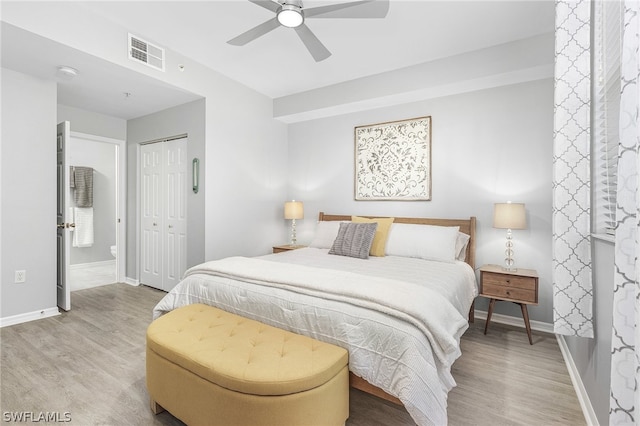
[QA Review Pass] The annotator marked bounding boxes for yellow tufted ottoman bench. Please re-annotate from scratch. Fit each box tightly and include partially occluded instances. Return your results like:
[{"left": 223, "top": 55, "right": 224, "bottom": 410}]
[{"left": 146, "top": 303, "right": 349, "bottom": 426}]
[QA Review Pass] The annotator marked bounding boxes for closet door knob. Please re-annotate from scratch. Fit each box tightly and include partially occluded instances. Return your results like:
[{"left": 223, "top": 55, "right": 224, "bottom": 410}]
[{"left": 168, "top": 225, "right": 173, "bottom": 229}]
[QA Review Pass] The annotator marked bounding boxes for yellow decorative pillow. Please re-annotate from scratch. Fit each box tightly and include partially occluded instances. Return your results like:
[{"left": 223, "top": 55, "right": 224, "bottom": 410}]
[{"left": 351, "top": 216, "right": 395, "bottom": 257}]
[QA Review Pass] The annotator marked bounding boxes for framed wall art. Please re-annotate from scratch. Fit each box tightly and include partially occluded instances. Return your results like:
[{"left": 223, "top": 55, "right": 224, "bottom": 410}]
[{"left": 354, "top": 115, "right": 432, "bottom": 201}]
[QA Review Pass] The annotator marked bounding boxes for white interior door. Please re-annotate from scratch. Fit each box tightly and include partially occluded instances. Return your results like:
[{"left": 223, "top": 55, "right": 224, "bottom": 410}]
[
  {"left": 56, "top": 121, "right": 71, "bottom": 311},
  {"left": 140, "top": 143, "right": 162, "bottom": 289},
  {"left": 139, "top": 138, "right": 187, "bottom": 291},
  {"left": 164, "top": 138, "right": 187, "bottom": 291}
]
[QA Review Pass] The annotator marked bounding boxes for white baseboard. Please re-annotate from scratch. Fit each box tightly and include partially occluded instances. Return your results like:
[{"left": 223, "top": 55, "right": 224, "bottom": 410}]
[
  {"left": 0, "top": 307, "right": 60, "bottom": 328},
  {"left": 556, "top": 335, "right": 599, "bottom": 426},
  {"left": 474, "top": 309, "right": 554, "bottom": 334},
  {"left": 70, "top": 259, "right": 116, "bottom": 270},
  {"left": 124, "top": 277, "right": 139, "bottom": 286}
]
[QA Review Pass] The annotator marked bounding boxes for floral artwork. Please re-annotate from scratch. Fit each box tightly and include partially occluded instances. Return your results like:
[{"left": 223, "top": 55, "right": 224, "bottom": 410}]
[{"left": 354, "top": 116, "right": 431, "bottom": 200}]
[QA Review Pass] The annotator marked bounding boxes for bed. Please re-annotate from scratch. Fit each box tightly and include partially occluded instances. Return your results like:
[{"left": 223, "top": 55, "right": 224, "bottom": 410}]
[{"left": 153, "top": 212, "right": 478, "bottom": 426}]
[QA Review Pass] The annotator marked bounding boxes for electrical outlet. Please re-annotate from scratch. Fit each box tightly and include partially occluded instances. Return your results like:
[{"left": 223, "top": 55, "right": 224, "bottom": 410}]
[{"left": 15, "top": 270, "right": 26, "bottom": 283}]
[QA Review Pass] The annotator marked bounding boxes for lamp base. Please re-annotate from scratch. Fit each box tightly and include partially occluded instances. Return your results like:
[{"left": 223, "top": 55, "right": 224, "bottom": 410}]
[
  {"left": 290, "top": 219, "right": 297, "bottom": 246},
  {"left": 503, "top": 229, "right": 516, "bottom": 272}
]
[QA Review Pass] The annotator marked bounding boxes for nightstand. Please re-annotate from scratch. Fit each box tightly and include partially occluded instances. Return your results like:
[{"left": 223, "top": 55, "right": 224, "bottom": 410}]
[
  {"left": 479, "top": 264, "right": 539, "bottom": 345},
  {"left": 272, "top": 244, "right": 306, "bottom": 254}
]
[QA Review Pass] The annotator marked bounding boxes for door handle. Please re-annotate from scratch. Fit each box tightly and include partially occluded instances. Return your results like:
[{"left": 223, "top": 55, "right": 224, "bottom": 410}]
[
  {"left": 153, "top": 223, "right": 158, "bottom": 226},
  {"left": 168, "top": 225, "right": 173, "bottom": 229},
  {"left": 57, "top": 223, "right": 76, "bottom": 229},
  {"left": 57, "top": 223, "right": 65, "bottom": 229},
  {"left": 67, "top": 223, "right": 76, "bottom": 228}
]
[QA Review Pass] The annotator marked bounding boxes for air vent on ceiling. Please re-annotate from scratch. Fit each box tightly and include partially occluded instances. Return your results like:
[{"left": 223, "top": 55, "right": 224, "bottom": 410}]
[{"left": 128, "top": 33, "right": 165, "bottom": 72}]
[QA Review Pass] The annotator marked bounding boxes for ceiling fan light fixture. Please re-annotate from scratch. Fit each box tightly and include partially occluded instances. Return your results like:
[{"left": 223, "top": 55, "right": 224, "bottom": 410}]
[{"left": 277, "top": 4, "right": 304, "bottom": 28}]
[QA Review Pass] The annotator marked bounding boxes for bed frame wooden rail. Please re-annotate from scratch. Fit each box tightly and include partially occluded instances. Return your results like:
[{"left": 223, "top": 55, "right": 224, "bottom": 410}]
[{"left": 318, "top": 212, "right": 477, "bottom": 406}]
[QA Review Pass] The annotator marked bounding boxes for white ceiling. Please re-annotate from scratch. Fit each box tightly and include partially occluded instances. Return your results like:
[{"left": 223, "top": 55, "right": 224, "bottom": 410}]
[
  {"left": 1, "top": 0, "right": 555, "bottom": 120},
  {"left": 1, "top": 22, "right": 203, "bottom": 120}
]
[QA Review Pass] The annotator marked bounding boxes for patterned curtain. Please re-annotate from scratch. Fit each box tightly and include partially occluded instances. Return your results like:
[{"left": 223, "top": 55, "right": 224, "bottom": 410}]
[
  {"left": 552, "top": 0, "right": 594, "bottom": 338},
  {"left": 610, "top": 1, "right": 640, "bottom": 424}
]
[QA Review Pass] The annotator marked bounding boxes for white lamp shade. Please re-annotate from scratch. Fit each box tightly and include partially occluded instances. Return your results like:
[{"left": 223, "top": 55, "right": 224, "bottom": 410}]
[
  {"left": 284, "top": 201, "right": 304, "bottom": 220},
  {"left": 493, "top": 203, "right": 526, "bottom": 229}
]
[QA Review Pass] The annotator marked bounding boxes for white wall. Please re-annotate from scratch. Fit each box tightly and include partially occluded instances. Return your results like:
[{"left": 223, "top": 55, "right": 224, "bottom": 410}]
[
  {"left": 287, "top": 79, "right": 554, "bottom": 324},
  {"left": 1, "top": 68, "right": 58, "bottom": 319},
  {"left": 57, "top": 104, "right": 127, "bottom": 141},
  {"left": 204, "top": 88, "right": 288, "bottom": 260}
]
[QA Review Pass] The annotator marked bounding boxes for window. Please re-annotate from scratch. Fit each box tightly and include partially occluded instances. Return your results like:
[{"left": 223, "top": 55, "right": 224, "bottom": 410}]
[{"left": 593, "top": 0, "right": 622, "bottom": 236}]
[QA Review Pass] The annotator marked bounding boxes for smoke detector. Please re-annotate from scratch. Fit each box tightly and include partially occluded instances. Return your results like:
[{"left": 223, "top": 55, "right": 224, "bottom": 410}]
[{"left": 56, "top": 66, "right": 79, "bottom": 80}]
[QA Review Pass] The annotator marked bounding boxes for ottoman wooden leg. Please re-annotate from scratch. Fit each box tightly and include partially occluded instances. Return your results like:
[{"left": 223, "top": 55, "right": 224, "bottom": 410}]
[{"left": 150, "top": 398, "right": 166, "bottom": 415}]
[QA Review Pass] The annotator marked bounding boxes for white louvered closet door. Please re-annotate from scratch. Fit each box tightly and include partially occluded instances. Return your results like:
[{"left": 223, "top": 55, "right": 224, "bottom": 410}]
[{"left": 140, "top": 138, "right": 187, "bottom": 291}]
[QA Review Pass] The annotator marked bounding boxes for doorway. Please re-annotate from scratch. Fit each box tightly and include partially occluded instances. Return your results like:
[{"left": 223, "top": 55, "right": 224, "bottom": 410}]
[{"left": 65, "top": 131, "right": 126, "bottom": 294}]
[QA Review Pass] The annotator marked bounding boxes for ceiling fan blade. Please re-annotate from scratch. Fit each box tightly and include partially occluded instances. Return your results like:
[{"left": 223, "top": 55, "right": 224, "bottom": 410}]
[
  {"left": 304, "top": 0, "right": 389, "bottom": 19},
  {"left": 249, "top": 0, "right": 281, "bottom": 13},
  {"left": 227, "top": 17, "right": 280, "bottom": 46},
  {"left": 294, "top": 24, "right": 331, "bottom": 62}
]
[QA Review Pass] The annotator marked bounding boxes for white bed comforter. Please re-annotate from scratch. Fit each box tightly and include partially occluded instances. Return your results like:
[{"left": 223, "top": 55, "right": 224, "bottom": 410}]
[{"left": 153, "top": 248, "right": 477, "bottom": 426}]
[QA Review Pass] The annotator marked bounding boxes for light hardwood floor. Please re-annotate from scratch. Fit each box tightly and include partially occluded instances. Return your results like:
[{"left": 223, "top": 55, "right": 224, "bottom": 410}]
[{"left": 0, "top": 284, "right": 585, "bottom": 425}]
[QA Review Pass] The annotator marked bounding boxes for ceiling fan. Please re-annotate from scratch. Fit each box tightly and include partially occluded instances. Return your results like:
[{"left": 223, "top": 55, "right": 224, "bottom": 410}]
[{"left": 227, "top": 0, "right": 390, "bottom": 62}]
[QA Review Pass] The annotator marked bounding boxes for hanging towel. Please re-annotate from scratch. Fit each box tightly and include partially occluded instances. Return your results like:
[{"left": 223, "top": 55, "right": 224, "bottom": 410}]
[
  {"left": 69, "top": 166, "right": 75, "bottom": 188},
  {"left": 68, "top": 207, "right": 75, "bottom": 233},
  {"left": 73, "top": 166, "right": 94, "bottom": 207},
  {"left": 73, "top": 207, "right": 94, "bottom": 248}
]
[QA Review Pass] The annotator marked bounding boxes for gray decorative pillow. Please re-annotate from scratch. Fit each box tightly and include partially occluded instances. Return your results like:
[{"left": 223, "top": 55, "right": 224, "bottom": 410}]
[{"left": 329, "top": 222, "right": 378, "bottom": 259}]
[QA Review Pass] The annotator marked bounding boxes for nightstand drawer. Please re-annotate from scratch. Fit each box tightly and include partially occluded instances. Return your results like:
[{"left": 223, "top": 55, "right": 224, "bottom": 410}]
[
  {"left": 482, "top": 272, "right": 536, "bottom": 291},
  {"left": 482, "top": 283, "right": 536, "bottom": 303}
]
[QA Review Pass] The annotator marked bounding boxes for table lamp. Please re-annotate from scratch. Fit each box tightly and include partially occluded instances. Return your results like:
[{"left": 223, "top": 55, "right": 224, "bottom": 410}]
[
  {"left": 284, "top": 200, "right": 304, "bottom": 245},
  {"left": 493, "top": 202, "right": 526, "bottom": 271}
]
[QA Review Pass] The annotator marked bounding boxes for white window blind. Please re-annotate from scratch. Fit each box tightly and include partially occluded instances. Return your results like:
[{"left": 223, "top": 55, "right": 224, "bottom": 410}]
[{"left": 593, "top": 0, "right": 622, "bottom": 236}]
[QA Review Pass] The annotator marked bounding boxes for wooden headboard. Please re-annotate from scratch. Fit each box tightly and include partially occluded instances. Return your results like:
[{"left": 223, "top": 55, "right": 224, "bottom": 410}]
[{"left": 318, "top": 212, "right": 477, "bottom": 270}]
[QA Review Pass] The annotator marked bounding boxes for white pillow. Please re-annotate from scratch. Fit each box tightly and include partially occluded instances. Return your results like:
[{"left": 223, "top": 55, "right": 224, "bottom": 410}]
[
  {"left": 385, "top": 223, "right": 460, "bottom": 262},
  {"left": 456, "top": 232, "right": 471, "bottom": 261},
  {"left": 309, "top": 221, "right": 347, "bottom": 249}
]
